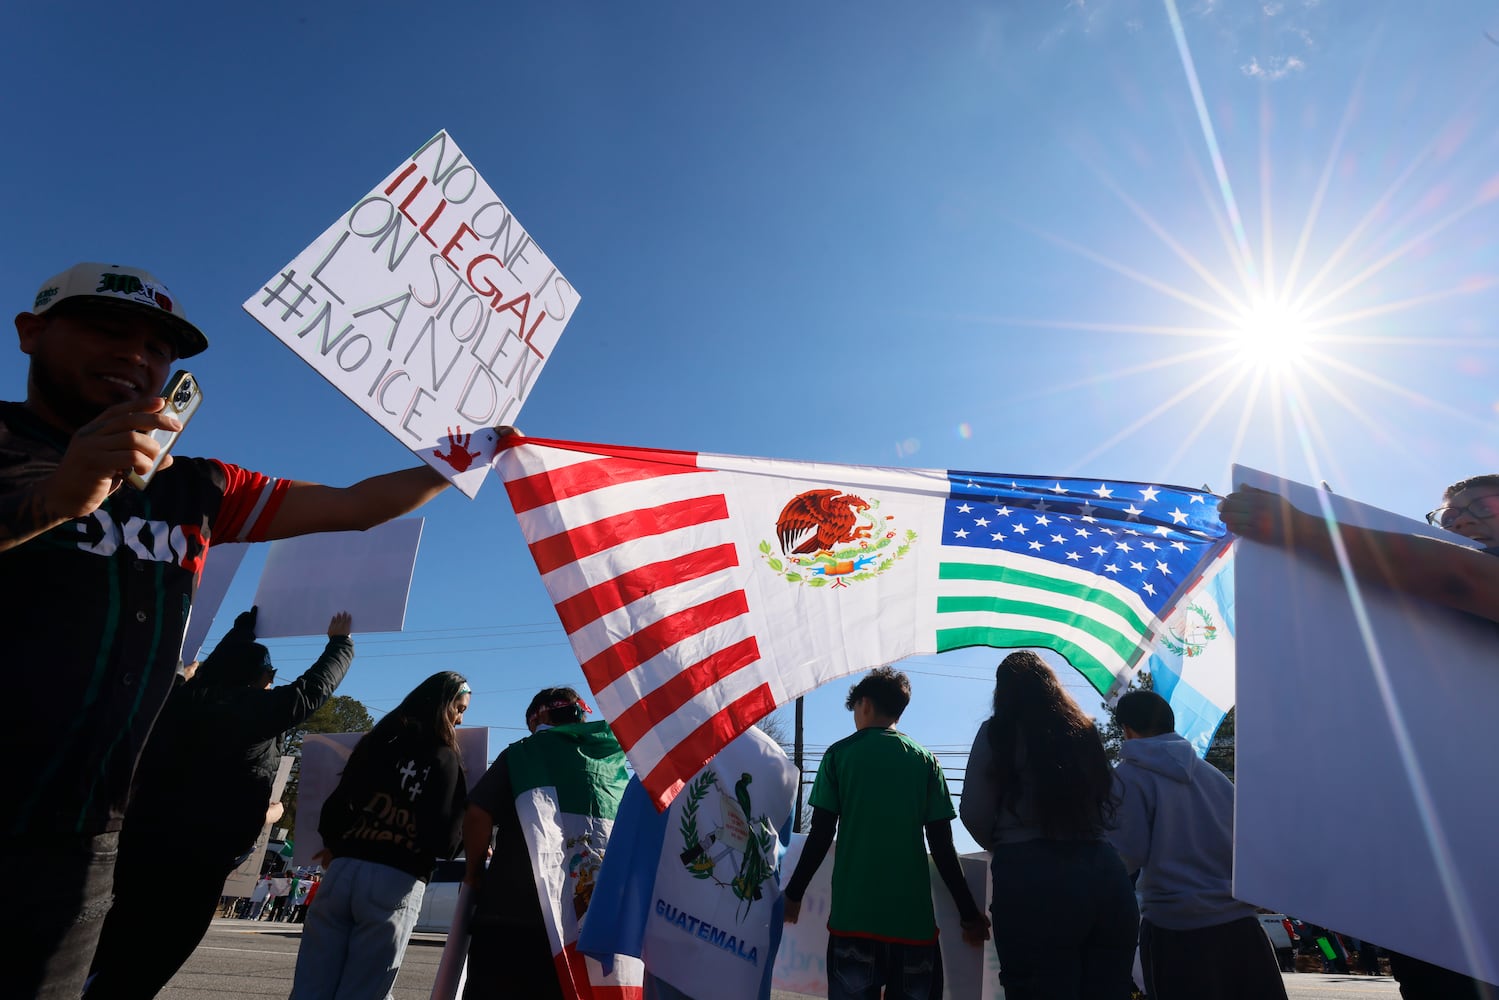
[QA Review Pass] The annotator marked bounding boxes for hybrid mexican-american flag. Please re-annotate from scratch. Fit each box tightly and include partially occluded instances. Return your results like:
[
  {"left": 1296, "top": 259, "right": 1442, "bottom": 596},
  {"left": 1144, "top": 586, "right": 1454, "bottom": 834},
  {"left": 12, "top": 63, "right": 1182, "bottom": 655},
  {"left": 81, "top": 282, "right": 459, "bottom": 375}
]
[{"left": 496, "top": 437, "right": 1228, "bottom": 807}]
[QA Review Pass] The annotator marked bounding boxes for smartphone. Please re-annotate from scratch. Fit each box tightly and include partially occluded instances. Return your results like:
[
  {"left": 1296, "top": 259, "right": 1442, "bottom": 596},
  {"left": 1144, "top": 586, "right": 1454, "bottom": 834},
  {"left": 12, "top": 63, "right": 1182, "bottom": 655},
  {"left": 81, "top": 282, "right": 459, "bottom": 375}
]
[{"left": 127, "top": 370, "right": 204, "bottom": 490}]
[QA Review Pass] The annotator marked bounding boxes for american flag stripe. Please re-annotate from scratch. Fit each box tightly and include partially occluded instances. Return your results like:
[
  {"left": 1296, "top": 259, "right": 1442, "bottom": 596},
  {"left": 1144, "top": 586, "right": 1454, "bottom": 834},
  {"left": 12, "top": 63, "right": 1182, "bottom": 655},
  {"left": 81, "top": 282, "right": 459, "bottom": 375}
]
[
  {"left": 580, "top": 591, "right": 752, "bottom": 690},
  {"left": 613, "top": 651, "right": 774, "bottom": 768},
  {"left": 553, "top": 543, "right": 741, "bottom": 634},
  {"left": 607, "top": 636, "right": 762, "bottom": 748},
  {"left": 561, "top": 564, "right": 741, "bottom": 666},
  {"left": 640, "top": 684, "right": 778, "bottom": 804},
  {"left": 529, "top": 496, "right": 731, "bottom": 575},
  {"left": 501, "top": 441, "right": 767, "bottom": 804},
  {"left": 507, "top": 455, "right": 704, "bottom": 514}
]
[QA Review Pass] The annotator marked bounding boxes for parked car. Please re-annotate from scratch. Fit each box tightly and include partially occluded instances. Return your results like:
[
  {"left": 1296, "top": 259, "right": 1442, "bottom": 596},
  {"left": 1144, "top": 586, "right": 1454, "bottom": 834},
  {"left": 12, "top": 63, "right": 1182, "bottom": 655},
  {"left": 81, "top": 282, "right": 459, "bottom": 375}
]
[{"left": 414, "top": 859, "right": 467, "bottom": 933}]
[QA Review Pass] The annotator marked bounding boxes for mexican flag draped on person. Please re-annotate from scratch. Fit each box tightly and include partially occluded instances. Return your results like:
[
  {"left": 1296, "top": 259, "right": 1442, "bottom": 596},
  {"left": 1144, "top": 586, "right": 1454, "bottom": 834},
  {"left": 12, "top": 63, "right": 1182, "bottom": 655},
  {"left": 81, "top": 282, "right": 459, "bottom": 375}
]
[{"left": 458, "top": 688, "right": 643, "bottom": 1000}]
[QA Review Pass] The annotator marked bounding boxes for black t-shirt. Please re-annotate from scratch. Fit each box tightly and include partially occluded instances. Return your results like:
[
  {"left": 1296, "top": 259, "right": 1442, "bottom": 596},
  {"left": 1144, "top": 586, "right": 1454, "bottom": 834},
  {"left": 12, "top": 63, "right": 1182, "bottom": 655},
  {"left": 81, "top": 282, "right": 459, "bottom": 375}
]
[
  {"left": 319, "top": 728, "right": 467, "bottom": 881},
  {"left": 0, "top": 402, "right": 288, "bottom": 838}
]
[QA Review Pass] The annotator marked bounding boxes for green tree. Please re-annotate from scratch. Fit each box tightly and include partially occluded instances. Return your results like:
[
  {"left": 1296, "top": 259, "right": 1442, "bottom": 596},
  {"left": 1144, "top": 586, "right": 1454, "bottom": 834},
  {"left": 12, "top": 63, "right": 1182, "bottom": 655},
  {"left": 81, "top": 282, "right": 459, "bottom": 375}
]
[
  {"left": 1098, "top": 670, "right": 1154, "bottom": 764},
  {"left": 1204, "top": 706, "right": 1235, "bottom": 780},
  {"left": 278, "top": 695, "right": 374, "bottom": 833}
]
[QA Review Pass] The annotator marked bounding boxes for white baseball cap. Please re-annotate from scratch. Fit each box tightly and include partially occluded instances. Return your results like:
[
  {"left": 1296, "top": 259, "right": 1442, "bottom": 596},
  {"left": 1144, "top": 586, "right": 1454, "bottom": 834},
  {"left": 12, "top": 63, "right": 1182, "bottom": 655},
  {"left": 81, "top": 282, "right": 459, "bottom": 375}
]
[{"left": 28, "top": 262, "right": 209, "bottom": 358}]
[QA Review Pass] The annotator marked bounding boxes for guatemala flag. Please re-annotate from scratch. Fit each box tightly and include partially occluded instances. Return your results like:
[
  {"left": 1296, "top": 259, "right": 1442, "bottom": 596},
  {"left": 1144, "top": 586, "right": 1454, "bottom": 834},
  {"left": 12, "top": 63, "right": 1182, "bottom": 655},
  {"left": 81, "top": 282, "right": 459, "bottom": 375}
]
[
  {"left": 1146, "top": 548, "right": 1236, "bottom": 757},
  {"left": 578, "top": 727, "right": 797, "bottom": 1000}
]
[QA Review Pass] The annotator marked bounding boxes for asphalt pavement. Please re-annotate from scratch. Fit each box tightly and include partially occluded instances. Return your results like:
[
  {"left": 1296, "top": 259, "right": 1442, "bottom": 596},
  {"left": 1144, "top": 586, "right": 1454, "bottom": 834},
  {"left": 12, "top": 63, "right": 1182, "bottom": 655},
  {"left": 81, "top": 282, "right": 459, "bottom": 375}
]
[{"left": 161, "top": 918, "right": 1402, "bottom": 999}]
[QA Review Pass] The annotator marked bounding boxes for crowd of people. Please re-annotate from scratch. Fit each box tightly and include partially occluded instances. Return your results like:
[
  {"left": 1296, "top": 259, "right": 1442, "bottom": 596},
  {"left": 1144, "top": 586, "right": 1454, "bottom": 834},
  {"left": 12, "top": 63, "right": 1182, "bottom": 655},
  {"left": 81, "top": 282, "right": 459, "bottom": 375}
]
[
  {"left": 227, "top": 869, "right": 323, "bottom": 923},
  {"left": 5, "top": 260, "right": 1498, "bottom": 999}
]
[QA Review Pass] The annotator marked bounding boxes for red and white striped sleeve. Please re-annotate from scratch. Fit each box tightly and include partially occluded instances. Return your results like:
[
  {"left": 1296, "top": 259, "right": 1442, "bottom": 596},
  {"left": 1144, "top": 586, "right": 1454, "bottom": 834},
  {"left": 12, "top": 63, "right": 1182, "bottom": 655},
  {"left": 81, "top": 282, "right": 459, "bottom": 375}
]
[{"left": 210, "top": 460, "right": 292, "bottom": 543}]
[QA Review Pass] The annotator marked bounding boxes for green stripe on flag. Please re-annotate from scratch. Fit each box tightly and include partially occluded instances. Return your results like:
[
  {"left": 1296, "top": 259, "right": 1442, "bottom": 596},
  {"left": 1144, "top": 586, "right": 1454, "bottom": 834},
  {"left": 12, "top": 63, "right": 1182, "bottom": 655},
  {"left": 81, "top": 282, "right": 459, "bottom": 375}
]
[
  {"left": 507, "top": 721, "right": 629, "bottom": 818},
  {"left": 935, "top": 594, "right": 1139, "bottom": 663},
  {"left": 938, "top": 561, "right": 1150, "bottom": 635},
  {"left": 935, "top": 626, "right": 1119, "bottom": 694}
]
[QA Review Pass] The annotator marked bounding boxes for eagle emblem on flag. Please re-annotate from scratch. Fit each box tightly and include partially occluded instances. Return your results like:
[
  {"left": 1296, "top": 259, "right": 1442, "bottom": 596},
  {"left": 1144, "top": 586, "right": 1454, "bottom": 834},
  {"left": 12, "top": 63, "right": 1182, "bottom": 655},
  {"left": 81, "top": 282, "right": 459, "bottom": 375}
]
[{"left": 759, "top": 489, "right": 916, "bottom": 588}]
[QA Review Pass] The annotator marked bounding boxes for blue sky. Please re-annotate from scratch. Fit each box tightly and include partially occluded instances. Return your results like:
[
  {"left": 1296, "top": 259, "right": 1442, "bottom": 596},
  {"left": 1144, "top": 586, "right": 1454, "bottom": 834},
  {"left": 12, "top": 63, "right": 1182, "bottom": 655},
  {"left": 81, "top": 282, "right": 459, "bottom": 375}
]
[{"left": 6, "top": 1, "right": 1497, "bottom": 849}]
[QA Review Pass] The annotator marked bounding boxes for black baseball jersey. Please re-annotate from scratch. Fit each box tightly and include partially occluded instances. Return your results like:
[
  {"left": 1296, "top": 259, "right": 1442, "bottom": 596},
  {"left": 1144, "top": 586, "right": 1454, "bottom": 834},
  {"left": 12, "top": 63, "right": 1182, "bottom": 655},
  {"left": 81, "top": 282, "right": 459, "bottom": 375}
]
[{"left": 0, "top": 401, "right": 290, "bottom": 837}]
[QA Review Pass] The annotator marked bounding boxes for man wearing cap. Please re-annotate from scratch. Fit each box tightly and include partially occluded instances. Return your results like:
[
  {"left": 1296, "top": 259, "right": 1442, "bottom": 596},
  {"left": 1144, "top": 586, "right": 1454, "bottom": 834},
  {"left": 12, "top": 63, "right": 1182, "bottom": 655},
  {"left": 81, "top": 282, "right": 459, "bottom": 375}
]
[{"left": 0, "top": 263, "right": 487, "bottom": 998}]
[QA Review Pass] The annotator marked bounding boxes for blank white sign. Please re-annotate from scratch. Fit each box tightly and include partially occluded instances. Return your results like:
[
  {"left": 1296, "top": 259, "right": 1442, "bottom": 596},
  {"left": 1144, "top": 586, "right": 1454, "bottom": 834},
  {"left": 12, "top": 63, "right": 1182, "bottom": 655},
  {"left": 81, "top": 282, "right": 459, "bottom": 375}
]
[
  {"left": 1232, "top": 465, "right": 1497, "bottom": 983},
  {"left": 183, "top": 541, "right": 250, "bottom": 662},
  {"left": 252, "top": 518, "right": 424, "bottom": 638}
]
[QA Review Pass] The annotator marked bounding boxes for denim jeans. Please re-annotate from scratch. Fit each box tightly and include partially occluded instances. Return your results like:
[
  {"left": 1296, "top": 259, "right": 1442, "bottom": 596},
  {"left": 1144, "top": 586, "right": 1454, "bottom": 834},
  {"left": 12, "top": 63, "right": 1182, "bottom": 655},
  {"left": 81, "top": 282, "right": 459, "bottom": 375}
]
[
  {"left": 989, "top": 838, "right": 1139, "bottom": 1000},
  {"left": 825, "top": 933, "right": 944, "bottom": 1000},
  {"left": 289, "top": 857, "right": 426, "bottom": 1000},
  {"left": 5, "top": 831, "right": 119, "bottom": 1000}
]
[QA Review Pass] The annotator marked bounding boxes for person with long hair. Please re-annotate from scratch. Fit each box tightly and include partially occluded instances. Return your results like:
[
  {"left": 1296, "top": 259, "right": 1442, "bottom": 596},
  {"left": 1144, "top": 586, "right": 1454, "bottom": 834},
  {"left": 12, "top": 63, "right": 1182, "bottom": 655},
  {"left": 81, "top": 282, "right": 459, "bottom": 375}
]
[
  {"left": 959, "top": 650, "right": 1139, "bottom": 999},
  {"left": 289, "top": 671, "right": 471, "bottom": 1000}
]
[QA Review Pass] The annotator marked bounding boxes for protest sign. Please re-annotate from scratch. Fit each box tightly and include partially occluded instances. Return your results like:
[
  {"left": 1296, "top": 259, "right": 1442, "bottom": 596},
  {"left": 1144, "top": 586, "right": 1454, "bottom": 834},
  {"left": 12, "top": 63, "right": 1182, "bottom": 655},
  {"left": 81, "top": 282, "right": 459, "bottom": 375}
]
[
  {"left": 182, "top": 541, "right": 249, "bottom": 662},
  {"left": 221, "top": 755, "right": 294, "bottom": 899},
  {"left": 294, "top": 727, "right": 489, "bottom": 870},
  {"left": 771, "top": 840, "right": 998, "bottom": 998},
  {"left": 1232, "top": 466, "right": 1499, "bottom": 984},
  {"left": 244, "top": 130, "right": 578, "bottom": 498},
  {"left": 251, "top": 518, "right": 424, "bottom": 638}
]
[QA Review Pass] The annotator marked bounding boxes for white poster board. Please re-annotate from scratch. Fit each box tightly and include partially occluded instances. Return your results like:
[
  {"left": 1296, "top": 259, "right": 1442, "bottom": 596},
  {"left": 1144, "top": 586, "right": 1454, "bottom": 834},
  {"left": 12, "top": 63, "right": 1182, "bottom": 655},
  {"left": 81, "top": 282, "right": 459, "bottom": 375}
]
[
  {"left": 244, "top": 130, "right": 579, "bottom": 498},
  {"left": 183, "top": 541, "right": 250, "bottom": 662},
  {"left": 294, "top": 726, "right": 490, "bottom": 870},
  {"left": 771, "top": 840, "right": 1000, "bottom": 998},
  {"left": 251, "top": 518, "right": 424, "bottom": 638},
  {"left": 222, "top": 755, "right": 295, "bottom": 898},
  {"left": 1232, "top": 465, "right": 1499, "bottom": 983}
]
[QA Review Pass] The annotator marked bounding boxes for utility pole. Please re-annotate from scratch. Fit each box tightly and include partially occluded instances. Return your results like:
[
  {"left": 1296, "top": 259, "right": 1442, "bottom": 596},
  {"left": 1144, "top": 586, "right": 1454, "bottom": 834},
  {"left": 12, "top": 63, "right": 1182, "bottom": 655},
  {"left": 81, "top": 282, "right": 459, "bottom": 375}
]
[{"left": 793, "top": 696, "right": 804, "bottom": 832}]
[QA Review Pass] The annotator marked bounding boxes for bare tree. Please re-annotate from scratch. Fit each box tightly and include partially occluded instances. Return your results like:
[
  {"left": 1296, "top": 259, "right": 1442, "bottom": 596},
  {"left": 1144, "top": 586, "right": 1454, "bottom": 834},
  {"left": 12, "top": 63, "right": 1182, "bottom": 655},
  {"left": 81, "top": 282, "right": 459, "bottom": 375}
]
[{"left": 754, "top": 709, "right": 792, "bottom": 751}]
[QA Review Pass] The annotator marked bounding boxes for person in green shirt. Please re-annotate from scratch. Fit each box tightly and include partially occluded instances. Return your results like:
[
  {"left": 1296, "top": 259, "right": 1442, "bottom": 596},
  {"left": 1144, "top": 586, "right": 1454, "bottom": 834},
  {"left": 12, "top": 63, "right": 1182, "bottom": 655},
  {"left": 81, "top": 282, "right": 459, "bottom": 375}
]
[{"left": 783, "top": 667, "right": 989, "bottom": 1000}]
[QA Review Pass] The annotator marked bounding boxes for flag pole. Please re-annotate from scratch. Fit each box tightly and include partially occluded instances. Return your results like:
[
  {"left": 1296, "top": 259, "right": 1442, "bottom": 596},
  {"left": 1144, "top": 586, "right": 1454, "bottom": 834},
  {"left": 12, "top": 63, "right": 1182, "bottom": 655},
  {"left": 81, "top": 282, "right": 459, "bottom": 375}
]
[{"left": 793, "top": 696, "right": 805, "bottom": 832}]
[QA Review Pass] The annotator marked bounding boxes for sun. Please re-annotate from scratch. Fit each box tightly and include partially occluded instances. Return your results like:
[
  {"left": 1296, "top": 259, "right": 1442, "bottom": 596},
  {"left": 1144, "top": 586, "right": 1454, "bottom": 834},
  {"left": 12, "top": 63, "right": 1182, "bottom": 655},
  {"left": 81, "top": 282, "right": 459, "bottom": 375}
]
[{"left": 1232, "top": 297, "right": 1313, "bottom": 368}]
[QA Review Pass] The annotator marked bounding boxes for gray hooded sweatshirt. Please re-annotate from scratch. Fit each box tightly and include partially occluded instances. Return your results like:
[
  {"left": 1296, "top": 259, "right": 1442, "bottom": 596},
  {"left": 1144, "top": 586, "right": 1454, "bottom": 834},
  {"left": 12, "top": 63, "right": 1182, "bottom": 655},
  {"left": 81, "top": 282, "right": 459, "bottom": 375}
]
[{"left": 1108, "top": 731, "right": 1257, "bottom": 931}]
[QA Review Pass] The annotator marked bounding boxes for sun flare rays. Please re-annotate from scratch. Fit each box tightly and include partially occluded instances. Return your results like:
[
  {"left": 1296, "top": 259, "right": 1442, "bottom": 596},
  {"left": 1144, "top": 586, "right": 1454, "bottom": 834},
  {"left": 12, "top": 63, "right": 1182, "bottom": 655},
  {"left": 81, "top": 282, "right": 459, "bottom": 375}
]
[{"left": 958, "top": 2, "right": 1499, "bottom": 486}]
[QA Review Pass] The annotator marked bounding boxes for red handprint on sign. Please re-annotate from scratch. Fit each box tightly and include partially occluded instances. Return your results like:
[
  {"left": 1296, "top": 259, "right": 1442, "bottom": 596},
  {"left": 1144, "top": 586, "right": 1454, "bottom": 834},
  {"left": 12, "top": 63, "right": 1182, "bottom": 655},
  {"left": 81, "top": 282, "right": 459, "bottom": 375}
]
[{"left": 433, "top": 426, "right": 481, "bottom": 472}]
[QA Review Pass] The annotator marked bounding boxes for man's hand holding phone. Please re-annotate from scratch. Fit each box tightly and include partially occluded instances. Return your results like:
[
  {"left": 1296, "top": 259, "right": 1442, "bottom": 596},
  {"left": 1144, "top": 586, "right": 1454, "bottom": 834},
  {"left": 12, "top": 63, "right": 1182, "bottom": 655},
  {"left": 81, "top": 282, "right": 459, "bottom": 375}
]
[
  {"left": 41, "top": 396, "right": 183, "bottom": 520},
  {"left": 127, "top": 371, "right": 202, "bottom": 490}
]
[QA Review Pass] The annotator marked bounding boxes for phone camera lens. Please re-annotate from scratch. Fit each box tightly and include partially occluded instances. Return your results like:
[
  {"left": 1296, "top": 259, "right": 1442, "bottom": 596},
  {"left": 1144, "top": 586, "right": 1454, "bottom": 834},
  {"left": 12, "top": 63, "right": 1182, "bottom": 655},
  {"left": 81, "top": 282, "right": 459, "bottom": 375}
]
[{"left": 173, "top": 380, "right": 194, "bottom": 407}]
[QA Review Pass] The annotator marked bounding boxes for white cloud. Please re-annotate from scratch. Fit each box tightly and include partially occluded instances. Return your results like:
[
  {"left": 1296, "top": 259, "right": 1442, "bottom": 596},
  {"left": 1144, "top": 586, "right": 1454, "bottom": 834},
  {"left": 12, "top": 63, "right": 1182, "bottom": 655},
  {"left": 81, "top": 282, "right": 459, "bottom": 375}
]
[{"left": 1241, "top": 54, "right": 1306, "bottom": 80}]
